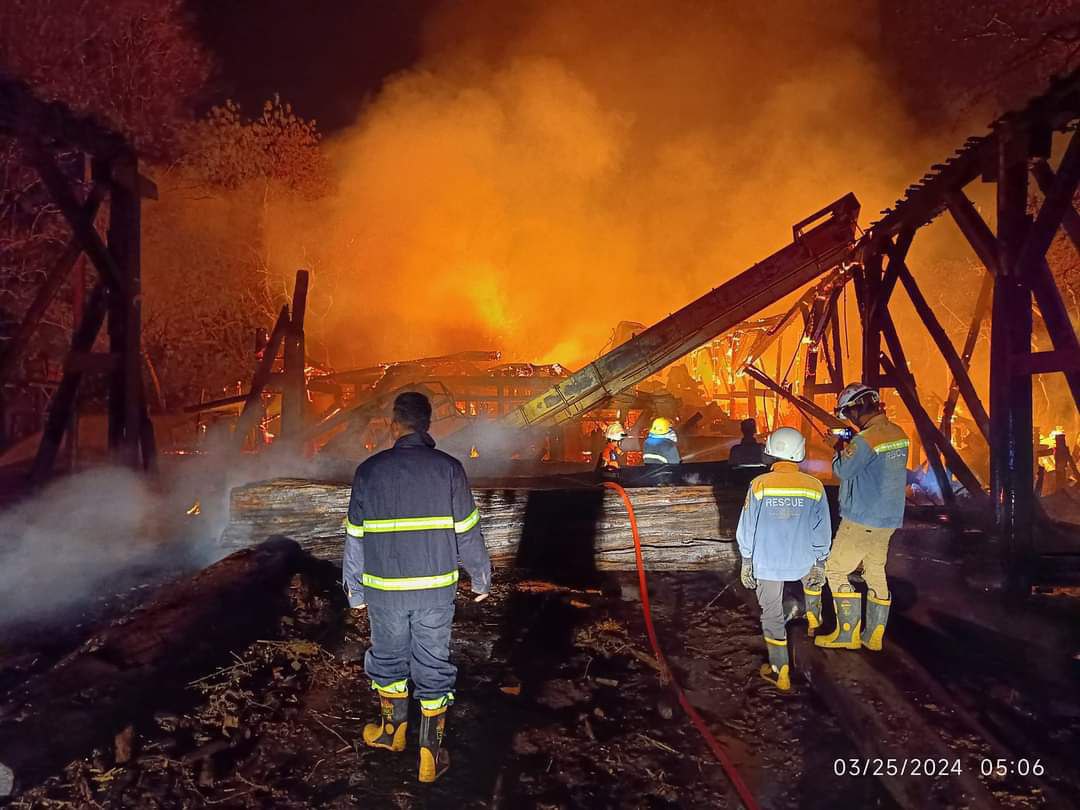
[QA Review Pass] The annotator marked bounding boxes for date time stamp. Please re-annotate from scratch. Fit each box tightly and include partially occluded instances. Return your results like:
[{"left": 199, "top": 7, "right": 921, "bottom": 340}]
[{"left": 833, "top": 758, "right": 1045, "bottom": 778}]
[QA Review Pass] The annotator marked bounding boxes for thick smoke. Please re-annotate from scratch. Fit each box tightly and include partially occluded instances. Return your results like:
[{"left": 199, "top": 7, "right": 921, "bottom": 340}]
[
  {"left": 0, "top": 443, "right": 323, "bottom": 631},
  {"left": 262, "top": 0, "right": 949, "bottom": 371}
]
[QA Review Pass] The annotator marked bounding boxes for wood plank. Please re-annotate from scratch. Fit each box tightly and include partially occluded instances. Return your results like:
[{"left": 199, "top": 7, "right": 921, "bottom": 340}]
[
  {"left": 945, "top": 190, "right": 1003, "bottom": 275},
  {"left": 895, "top": 260, "right": 990, "bottom": 441},
  {"left": 1010, "top": 348, "right": 1080, "bottom": 375},
  {"left": 0, "top": 186, "right": 104, "bottom": 385},
  {"left": 233, "top": 307, "right": 289, "bottom": 449},
  {"left": 1030, "top": 158, "right": 1080, "bottom": 256},
  {"left": 220, "top": 480, "right": 740, "bottom": 572},
  {"left": 941, "top": 271, "right": 993, "bottom": 438},
  {"left": 1017, "top": 128, "right": 1080, "bottom": 272},
  {"left": 29, "top": 284, "right": 109, "bottom": 483}
]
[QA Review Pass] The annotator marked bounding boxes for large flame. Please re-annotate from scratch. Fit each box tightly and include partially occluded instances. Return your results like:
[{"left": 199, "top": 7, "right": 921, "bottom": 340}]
[{"left": 261, "top": 1, "right": 951, "bottom": 373}]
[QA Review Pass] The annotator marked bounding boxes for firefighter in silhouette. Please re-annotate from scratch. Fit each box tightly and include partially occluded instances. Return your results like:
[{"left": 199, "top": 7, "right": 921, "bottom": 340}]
[
  {"left": 816, "top": 382, "right": 909, "bottom": 653},
  {"left": 736, "top": 427, "right": 831, "bottom": 691},
  {"left": 343, "top": 392, "right": 491, "bottom": 782}
]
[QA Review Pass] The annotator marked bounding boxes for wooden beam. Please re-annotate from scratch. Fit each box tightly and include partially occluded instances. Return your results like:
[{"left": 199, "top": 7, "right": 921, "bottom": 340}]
[
  {"left": 1030, "top": 158, "right": 1080, "bottom": 255},
  {"left": 0, "top": 185, "right": 104, "bottom": 385},
  {"left": 30, "top": 284, "right": 109, "bottom": 483},
  {"left": 895, "top": 261, "right": 990, "bottom": 441},
  {"left": 107, "top": 153, "right": 145, "bottom": 467},
  {"left": 742, "top": 365, "right": 845, "bottom": 429},
  {"left": 941, "top": 271, "right": 993, "bottom": 438},
  {"left": 26, "top": 144, "right": 125, "bottom": 292},
  {"left": 233, "top": 306, "right": 289, "bottom": 449},
  {"left": 281, "top": 270, "right": 309, "bottom": 440},
  {"left": 1028, "top": 256, "right": 1080, "bottom": 409},
  {"left": 879, "top": 353, "right": 987, "bottom": 502},
  {"left": 1011, "top": 349, "right": 1080, "bottom": 375},
  {"left": 992, "top": 126, "right": 1035, "bottom": 590},
  {"left": 860, "top": 251, "right": 884, "bottom": 385},
  {"left": 945, "top": 190, "right": 1003, "bottom": 275},
  {"left": 1017, "top": 128, "right": 1080, "bottom": 272}
]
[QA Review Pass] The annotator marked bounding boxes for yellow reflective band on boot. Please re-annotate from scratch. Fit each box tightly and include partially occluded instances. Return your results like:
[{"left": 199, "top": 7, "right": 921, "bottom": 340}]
[
  {"left": 815, "top": 590, "right": 862, "bottom": 650},
  {"left": 364, "top": 515, "right": 455, "bottom": 532},
  {"left": 345, "top": 518, "right": 365, "bottom": 538},
  {"left": 420, "top": 693, "right": 453, "bottom": 714},
  {"left": 363, "top": 570, "right": 460, "bottom": 591},
  {"left": 371, "top": 679, "right": 408, "bottom": 694},
  {"left": 454, "top": 509, "right": 479, "bottom": 533},
  {"left": 764, "top": 636, "right": 788, "bottom": 647}
]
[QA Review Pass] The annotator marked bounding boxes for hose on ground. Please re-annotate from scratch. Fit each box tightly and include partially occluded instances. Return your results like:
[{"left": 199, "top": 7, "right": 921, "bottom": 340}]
[{"left": 603, "top": 481, "right": 760, "bottom": 810}]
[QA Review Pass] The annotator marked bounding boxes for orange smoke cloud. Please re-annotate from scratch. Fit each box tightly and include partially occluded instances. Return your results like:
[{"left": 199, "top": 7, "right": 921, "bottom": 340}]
[{"left": 262, "top": 0, "right": 951, "bottom": 371}]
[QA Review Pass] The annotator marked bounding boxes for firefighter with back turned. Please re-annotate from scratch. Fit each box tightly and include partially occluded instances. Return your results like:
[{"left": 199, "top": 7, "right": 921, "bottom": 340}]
[
  {"left": 342, "top": 391, "right": 491, "bottom": 782},
  {"left": 816, "top": 382, "right": 909, "bottom": 652},
  {"left": 736, "top": 427, "right": 831, "bottom": 691}
]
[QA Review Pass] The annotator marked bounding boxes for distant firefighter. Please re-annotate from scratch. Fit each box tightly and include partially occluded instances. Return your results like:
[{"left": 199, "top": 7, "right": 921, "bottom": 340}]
[
  {"left": 642, "top": 417, "right": 681, "bottom": 465},
  {"left": 343, "top": 392, "right": 491, "bottom": 782},
  {"left": 736, "top": 427, "right": 831, "bottom": 692},
  {"left": 728, "top": 418, "right": 767, "bottom": 468},
  {"left": 816, "top": 382, "right": 909, "bottom": 653},
  {"left": 597, "top": 422, "right": 627, "bottom": 475}
]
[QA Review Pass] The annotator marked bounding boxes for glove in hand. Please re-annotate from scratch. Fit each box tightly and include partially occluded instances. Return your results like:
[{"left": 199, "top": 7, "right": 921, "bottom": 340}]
[
  {"left": 804, "top": 562, "right": 826, "bottom": 589},
  {"left": 740, "top": 561, "right": 757, "bottom": 590}
]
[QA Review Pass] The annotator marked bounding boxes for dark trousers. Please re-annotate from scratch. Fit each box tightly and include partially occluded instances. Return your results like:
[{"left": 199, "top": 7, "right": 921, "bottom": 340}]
[{"left": 364, "top": 604, "right": 457, "bottom": 701}]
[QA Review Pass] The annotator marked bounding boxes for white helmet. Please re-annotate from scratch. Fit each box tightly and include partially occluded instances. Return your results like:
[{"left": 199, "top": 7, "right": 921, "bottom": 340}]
[
  {"left": 835, "top": 382, "right": 879, "bottom": 417},
  {"left": 605, "top": 422, "right": 627, "bottom": 441},
  {"left": 764, "top": 427, "right": 806, "bottom": 463}
]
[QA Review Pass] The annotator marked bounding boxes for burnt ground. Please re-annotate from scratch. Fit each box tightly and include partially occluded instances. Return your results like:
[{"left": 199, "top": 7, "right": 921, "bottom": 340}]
[
  {"left": 5, "top": 523, "right": 1080, "bottom": 809},
  {"left": 8, "top": 562, "right": 886, "bottom": 810}
]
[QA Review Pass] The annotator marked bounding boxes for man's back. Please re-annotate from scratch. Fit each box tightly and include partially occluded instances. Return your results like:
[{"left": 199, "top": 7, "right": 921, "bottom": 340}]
[
  {"left": 346, "top": 431, "right": 490, "bottom": 610},
  {"left": 832, "top": 413, "right": 909, "bottom": 529}
]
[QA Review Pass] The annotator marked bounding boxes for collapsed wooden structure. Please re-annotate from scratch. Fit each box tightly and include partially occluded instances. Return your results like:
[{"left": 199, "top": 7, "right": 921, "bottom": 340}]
[{"left": 0, "top": 77, "right": 157, "bottom": 479}]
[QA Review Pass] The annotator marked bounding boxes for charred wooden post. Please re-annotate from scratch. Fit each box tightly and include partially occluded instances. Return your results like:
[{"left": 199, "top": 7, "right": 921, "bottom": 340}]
[
  {"left": 233, "top": 306, "right": 289, "bottom": 449},
  {"left": 940, "top": 271, "right": 992, "bottom": 439},
  {"left": 992, "top": 124, "right": 1035, "bottom": 593},
  {"left": 281, "top": 270, "right": 310, "bottom": 443}
]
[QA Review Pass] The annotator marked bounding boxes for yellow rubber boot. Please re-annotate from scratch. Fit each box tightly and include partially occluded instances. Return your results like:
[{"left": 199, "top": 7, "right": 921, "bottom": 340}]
[
  {"left": 418, "top": 703, "right": 450, "bottom": 783},
  {"left": 804, "top": 587, "right": 823, "bottom": 637},
  {"left": 759, "top": 635, "right": 791, "bottom": 692},
  {"left": 814, "top": 588, "right": 862, "bottom": 650},
  {"left": 363, "top": 689, "right": 409, "bottom": 752},
  {"left": 862, "top": 590, "right": 891, "bottom": 651}
]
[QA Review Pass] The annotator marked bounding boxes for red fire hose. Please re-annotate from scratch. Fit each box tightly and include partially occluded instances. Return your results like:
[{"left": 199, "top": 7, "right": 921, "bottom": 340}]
[{"left": 603, "top": 481, "right": 760, "bottom": 810}]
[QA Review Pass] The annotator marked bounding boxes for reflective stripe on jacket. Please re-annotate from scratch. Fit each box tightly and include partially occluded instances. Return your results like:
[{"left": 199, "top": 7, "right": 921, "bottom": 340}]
[
  {"left": 342, "top": 431, "right": 491, "bottom": 609},
  {"left": 832, "top": 413, "right": 909, "bottom": 529},
  {"left": 735, "top": 461, "right": 832, "bottom": 581},
  {"left": 643, "top": 434, "right": 680, "bottom": 464}
]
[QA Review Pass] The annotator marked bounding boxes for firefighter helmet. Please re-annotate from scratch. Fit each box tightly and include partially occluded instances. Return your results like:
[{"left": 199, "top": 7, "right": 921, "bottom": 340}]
[
  {"left": 764, "top": 426, "right": 806, "bottom": 463},
  {"left": 649, "top": 417, "right": 673, "bottom": 436},
  {"left": 835, "top": 382, "right": 879, "bottom": 416},
  {"left": 605, "top": 422, "right": 627, "bottom": 441}
]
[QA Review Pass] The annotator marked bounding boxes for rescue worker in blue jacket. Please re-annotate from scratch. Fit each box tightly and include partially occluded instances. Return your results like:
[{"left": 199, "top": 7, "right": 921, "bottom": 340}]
[
  {"left": 343, "top": 391, "right": 491, "bottom": 782},
  {"left": 736, "top": 427, "right": 831, "bottom": 691},
  {"left": 816, "top": 382, "right": 909, "bottom": 653},
  {"left": 642, "top": 417, "right": 681, "bottom": 464}
]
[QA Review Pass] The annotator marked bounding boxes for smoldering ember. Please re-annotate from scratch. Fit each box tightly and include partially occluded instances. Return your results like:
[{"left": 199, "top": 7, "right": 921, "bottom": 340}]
[{"left": 3, "top": 3, "right": 1080, "bottom": 810}]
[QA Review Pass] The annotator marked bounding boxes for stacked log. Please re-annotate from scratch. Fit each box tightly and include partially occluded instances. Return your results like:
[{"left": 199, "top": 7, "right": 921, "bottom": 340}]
[{"left": 220, "top": 479, "right": 741, "bottom": 572}]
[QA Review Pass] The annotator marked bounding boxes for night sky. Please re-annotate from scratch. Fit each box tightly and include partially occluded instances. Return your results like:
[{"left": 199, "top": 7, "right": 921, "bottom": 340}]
[{"left": 188, "top": 0, "right": 438, "bottom": 132}]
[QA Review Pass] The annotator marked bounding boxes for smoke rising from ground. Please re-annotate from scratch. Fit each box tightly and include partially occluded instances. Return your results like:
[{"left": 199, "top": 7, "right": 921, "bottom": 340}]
[
  {"left": 0, "top": 444, "right": 324, "bottom": 632},
  {"left": 263, "top": 0, "right": 949, "bottom": 371}
]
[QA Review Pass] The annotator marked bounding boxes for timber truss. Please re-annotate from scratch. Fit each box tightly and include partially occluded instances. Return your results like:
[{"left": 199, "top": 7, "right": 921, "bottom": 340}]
[
  {"left": 0, "top": 76, "right": 157, "bottom": 479},
  {"left": 741, "top": 69, "right": 1080, "bottom": 591}
]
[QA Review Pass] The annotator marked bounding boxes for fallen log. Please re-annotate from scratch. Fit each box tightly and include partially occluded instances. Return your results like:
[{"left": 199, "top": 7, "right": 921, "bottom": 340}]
[
  {"left": 220, "top": 479, "right": 740, "bottom": 572},
  {"left": 0, "top": 537, "right": 304, "bottom": 797}
]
